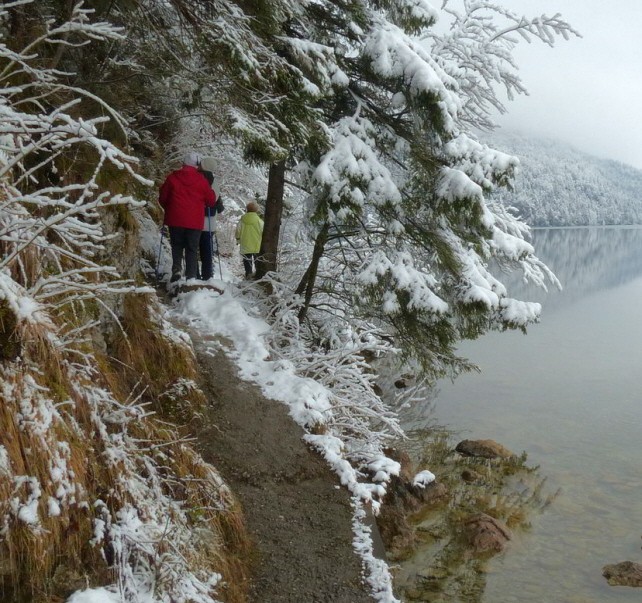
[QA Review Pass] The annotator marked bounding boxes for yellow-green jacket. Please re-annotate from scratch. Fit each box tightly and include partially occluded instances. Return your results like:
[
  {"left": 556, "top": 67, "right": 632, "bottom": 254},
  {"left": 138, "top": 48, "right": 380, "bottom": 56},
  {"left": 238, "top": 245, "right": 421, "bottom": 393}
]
[{"left": 235, "top": 211, "right": 264, "bottom": 254}]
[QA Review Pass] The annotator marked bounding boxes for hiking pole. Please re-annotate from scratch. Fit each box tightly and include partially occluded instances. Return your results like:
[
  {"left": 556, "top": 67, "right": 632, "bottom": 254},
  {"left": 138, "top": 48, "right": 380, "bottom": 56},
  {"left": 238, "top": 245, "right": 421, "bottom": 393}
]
[
  {"left": 207, "top": 206, "right": 214, "bottom": 280},
  {"left": 155, "top": 225, "right": 165, "bottom": 283},
  {"left": 214, "top": 229, "right": 223, "bottom": 280}
]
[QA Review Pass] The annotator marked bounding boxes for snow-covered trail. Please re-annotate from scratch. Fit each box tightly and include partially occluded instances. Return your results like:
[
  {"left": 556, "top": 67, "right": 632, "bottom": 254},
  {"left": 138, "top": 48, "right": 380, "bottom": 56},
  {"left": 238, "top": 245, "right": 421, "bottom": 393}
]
[{"left": 190, "top": 331, "right": 375, "bottom": 602}]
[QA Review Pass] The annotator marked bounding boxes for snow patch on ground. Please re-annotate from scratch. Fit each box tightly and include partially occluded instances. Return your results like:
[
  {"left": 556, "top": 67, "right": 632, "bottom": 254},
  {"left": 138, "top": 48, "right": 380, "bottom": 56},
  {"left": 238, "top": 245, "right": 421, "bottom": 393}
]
[{"left": 67, "top": 588, "right": 123, "bottom": 603}]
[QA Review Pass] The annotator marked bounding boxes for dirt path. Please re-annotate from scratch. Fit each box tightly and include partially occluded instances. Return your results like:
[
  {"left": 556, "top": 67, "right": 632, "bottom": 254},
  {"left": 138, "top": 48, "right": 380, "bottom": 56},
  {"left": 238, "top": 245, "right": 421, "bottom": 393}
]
[{"left": 191, "top": 333, "right": 376, "bottom": 603}]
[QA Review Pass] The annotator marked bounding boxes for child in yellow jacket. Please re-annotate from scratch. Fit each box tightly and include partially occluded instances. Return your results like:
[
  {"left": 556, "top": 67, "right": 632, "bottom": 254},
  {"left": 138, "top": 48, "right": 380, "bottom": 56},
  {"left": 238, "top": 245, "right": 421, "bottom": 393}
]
[{"left": 235, "top": 202, "right": 264, "bottom": 278}]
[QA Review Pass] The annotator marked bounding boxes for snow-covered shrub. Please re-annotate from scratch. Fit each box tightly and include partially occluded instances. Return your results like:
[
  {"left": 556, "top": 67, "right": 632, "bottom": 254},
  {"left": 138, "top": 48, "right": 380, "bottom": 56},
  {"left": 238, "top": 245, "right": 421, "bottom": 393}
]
[{"left": 242, "top": 275, "right": 404, "bottom": 511}]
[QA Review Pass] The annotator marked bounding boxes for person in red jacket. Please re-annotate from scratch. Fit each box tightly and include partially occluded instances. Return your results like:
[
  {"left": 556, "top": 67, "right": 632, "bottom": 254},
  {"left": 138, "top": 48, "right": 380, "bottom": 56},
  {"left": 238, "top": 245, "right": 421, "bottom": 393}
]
[{"left": 159, "top": 152, "right": 217, "bottom": 282}]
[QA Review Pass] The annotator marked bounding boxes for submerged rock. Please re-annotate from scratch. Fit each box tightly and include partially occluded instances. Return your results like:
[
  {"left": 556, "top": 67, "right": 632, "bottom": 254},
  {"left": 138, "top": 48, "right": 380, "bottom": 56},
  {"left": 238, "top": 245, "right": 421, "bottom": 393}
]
[
  {"left": 603, "top": 561, "right": 642, "bottom": 587},
  {"left": 394, "top": 373, "right": 414, "bottom": 388},
  {"left": 463, "top": 512, "right": 512, "bottom": 554},
  {"left": 455, "top": 439, "right": 514, "bottom": 460},
  {"left": 461, "top": 468, "right": 484, "bottom": 483}
]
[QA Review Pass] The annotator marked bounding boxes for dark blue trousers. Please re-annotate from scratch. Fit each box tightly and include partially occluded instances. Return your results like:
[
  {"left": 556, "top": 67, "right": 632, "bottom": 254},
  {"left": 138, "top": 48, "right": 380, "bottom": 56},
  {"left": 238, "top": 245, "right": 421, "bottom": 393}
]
[
  {"left": 169, "top": 226, "right": 201, "bottom": 280},
  {"left": 199, "top": 230, "right": 214, "bottom": 280},
  {"left": 242, "top": 253, "right": 258, "bottom": 277}
]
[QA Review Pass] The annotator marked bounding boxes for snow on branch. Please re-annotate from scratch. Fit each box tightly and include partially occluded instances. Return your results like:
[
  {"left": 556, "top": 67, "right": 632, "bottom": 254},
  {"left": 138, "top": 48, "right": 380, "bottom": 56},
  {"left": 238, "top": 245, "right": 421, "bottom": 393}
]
[
  {"left": 0, "top": 5, "right": 151, "bottom": 346},
  {"left": 364, "top": 19, "right": 460, "bottom": 133},
  {"left": 0, "top": 1, "right": 124, "bottom": 80},
  {"left": 385, "top": 0, "right": 439, "bottom": 33},
  {"left": 488, "top": 11, "right": 581, "bottom": 46},
  {"left": 280, "top": 37, "right": 350, "bottom": 95},
  {"left": 431, "top": 1, "right": 580, "bottom": 129},
  {"left": 442, "top": 133, "right": 518, "bottom": 190},
  {"left": 306, "top": 114, "right": 403, "bottom": 224},
  {"left": 358, "top": 250, "right": 449, "bottom": 316}
]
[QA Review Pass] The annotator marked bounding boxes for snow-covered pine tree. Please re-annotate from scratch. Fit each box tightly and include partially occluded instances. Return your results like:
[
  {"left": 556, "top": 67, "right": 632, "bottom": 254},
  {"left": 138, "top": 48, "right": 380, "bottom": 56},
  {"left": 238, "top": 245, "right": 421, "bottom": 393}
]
[{"left": 282, "top": 0, "right": 575, "bottom": 378}]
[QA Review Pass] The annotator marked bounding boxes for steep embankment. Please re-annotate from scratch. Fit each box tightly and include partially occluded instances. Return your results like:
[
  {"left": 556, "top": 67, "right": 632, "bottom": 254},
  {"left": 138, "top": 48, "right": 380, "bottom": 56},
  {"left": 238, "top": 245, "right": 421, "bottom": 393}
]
[{"left": 190, "top": 331, "right": 375, "bottom": 602}]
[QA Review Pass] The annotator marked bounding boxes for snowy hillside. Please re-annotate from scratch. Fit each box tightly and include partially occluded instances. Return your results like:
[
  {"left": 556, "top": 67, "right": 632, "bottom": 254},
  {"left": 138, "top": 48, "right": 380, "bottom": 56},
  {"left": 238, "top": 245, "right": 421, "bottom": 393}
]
[{"left": 485, "top": 131, "right": 642, "bottom": 226}]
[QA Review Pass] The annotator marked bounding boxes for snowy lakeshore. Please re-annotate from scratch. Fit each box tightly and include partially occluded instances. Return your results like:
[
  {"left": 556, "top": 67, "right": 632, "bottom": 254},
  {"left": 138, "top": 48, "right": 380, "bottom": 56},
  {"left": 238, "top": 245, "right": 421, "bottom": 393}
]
[{"left": 6, "top": 1, "right": 623, "bottom": 601}]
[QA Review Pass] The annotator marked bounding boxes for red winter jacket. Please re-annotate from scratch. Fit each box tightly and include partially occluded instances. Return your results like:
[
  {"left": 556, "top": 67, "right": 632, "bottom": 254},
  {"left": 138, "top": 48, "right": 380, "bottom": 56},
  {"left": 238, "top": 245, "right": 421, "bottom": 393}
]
[{"left": 159, "top": 165, "right": 217, "bottom": 229}]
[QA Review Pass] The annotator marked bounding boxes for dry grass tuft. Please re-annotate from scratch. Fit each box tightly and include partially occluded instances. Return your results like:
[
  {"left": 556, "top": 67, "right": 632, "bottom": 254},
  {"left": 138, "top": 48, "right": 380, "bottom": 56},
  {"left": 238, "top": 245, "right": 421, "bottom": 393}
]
[
  {"left": 0, "top": 367, "right": 109, "bottom": 601},
  {"left": 145, "top": 436, "right": 252, "bottom": 603},
  {"left": 0, "top": 300, "right": 21, "bottom": 361},
  {"left": 103, "top": 293, "right": 206, "bottom": 422},
  {"left": 7, "top": 233, "right": 41, "bottom": 290},
  {"left": 209, "top": 507, "right": 253, "bottom": 603}
]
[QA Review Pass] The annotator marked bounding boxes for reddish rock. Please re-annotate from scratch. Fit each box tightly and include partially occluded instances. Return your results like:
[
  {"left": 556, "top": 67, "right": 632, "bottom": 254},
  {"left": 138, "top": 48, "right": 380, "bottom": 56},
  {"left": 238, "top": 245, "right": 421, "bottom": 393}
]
[{"left": 463, "top": 513, "right": 512, "bottom": 554}]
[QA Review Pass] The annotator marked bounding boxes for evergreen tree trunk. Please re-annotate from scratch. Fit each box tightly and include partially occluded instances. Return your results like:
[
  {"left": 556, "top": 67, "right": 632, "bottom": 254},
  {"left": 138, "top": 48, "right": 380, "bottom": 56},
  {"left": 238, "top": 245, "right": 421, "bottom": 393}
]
[
  {"left": 297, "top": 222, "right": 329, "bottom": 324},
  {"left": 256, "top": 159, "right": 286, "bottom": 279}
]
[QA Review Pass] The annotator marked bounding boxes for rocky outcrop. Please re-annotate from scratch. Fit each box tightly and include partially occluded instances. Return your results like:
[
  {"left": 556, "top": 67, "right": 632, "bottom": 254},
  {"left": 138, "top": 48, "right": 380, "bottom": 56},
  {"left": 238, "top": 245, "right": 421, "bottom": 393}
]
[
  {"left": 455, "top": 439, "right": 515, "bottom": 460},
  {"left": 603, "top": 561, "right": 642, "bottom": 587},
  {"left": 462, "top": 513, "right": 512, "bottom": 554}
]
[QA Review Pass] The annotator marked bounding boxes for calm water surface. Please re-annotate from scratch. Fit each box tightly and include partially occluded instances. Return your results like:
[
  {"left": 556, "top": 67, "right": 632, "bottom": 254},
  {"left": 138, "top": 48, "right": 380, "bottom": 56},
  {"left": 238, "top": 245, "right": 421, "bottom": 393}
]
[{"left": 402, "top": 227, "right": 642, "bottom": 602}]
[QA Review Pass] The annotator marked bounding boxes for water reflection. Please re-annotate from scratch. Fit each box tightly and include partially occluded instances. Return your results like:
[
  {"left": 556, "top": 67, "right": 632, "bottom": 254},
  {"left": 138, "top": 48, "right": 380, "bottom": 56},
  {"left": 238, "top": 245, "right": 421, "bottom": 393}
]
[
  {"left": 507, "top": 226, "right": 642, "bottom": 308},
  {"left": 398, "top": 227, "right": 642, "bottom": 602}
]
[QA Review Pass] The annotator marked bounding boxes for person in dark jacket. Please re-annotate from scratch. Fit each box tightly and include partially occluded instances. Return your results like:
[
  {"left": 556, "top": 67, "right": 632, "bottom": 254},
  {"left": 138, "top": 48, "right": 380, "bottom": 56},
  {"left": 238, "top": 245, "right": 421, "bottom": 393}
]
[
  {"left": 159, "top": 152, "right": 217, "bottom": 281},
  {"left": 198, "top": 157, "right": 223, "bottom": 280}
]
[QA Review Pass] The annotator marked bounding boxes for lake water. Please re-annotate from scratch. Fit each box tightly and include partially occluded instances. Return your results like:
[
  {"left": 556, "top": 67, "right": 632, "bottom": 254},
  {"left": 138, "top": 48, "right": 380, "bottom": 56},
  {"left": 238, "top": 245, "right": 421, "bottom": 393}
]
[{"left": 401, "top": 226, "right": 642, "bottom": 602}]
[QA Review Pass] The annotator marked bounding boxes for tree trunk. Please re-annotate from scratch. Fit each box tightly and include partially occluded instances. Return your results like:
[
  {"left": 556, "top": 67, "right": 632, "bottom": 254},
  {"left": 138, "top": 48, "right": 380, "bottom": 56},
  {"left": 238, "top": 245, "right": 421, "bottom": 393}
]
[
  {"left": 256, "top": 159, "right": 286, "bottom": 279},
  {"left": 297, "top": 222, "right": 329, "bottom": 323}
]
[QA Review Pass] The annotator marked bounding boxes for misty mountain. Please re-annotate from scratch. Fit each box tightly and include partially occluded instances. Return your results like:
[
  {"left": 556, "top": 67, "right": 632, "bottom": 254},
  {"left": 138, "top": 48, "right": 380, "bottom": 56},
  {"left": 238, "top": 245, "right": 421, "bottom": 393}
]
[{"left": 484, "top": 131, "right": 642, "bottom": 226}]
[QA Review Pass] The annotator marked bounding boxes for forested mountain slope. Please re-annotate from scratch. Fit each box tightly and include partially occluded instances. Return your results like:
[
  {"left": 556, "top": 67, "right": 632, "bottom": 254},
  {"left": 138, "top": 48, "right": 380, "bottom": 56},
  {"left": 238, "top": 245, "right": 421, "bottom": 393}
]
[{"left": 485, "top": 131, "right": 642, "bottom": 226}]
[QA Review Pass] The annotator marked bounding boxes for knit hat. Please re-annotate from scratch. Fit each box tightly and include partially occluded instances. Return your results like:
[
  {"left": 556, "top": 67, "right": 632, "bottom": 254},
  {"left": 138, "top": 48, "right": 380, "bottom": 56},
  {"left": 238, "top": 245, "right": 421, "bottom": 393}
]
[
  {"left": 200, "top": 156, "right": 216, "bottom": 172},
  {"left": 183, "top": 151, "right": 201, "bottom": 167}
]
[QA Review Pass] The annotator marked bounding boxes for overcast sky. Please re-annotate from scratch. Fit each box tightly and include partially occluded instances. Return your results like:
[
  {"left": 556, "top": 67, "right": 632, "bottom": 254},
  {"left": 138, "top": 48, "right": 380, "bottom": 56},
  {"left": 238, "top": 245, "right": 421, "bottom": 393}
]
[{"left": 492, "top": 1, "right": 642, "bottom": 169}]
